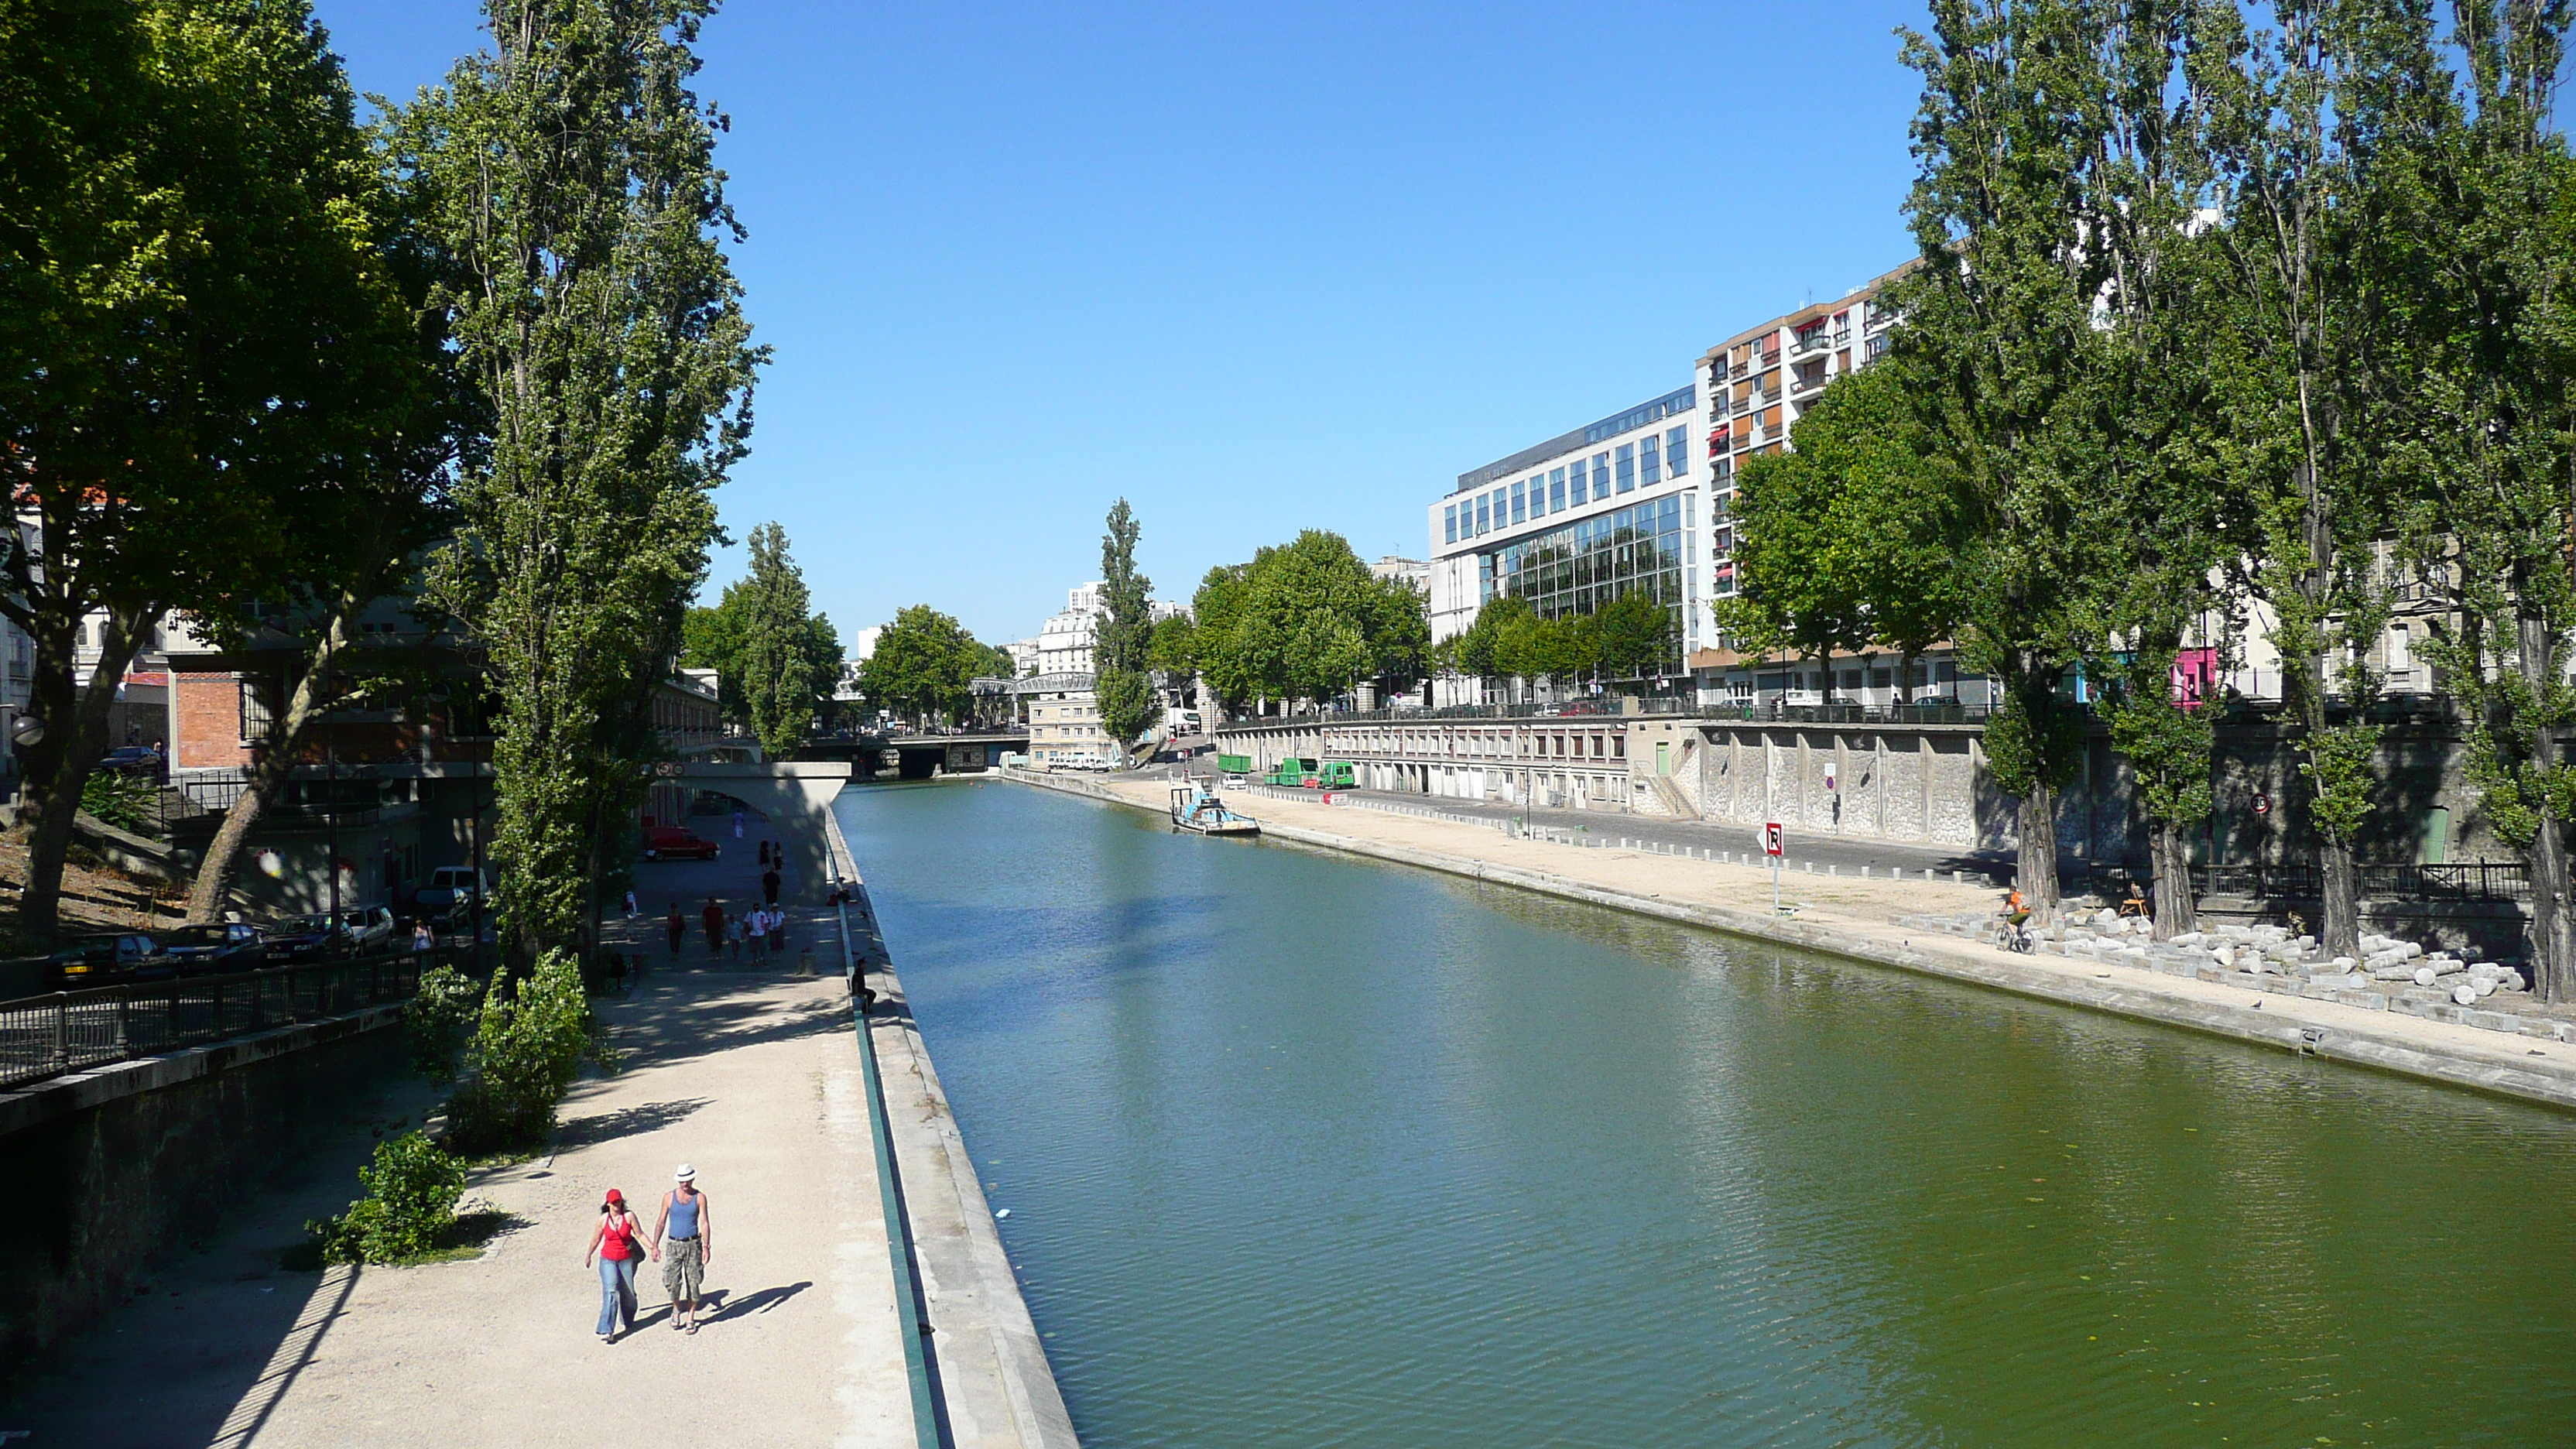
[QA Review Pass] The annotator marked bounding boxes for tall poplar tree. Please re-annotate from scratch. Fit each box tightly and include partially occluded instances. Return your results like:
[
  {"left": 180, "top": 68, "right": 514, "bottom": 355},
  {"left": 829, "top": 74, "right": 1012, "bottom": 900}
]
[
  {"left": 2397, "top": 4, "right": 2576, "bottom": 999},
  {"left": 735, "top": 522, "right": 836, "bottom": 760},
  {"left": 2199, "top": 0, "right": 2440, "bottom": 959},
  {"left": 404, "top": 0, "right": 762, "bottom": 959},
  {"left": 1898, "top": 0, "right": 2140, "bottom": 921},
  {"left": 1093, "top": 499, "right": 1156, "bottom": 752}
]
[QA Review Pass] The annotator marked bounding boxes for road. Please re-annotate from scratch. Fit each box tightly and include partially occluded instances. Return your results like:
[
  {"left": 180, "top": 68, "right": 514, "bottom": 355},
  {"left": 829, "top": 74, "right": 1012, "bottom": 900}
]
[{"left": 1133, "top": 763, "right": 2030, "bottom": 886}]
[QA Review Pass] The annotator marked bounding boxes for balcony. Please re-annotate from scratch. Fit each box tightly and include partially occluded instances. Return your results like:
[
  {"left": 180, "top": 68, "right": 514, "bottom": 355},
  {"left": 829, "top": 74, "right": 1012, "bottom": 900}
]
[
  {"left": 1758, "top": 350, "right": 1781, "bottom": 368},
  {"left": 1792, "top": 330, "right": 1832, "bottom": 357},
  {"left": 1729, "top": 359, "right": 1749, "bottom": 380},
  {"left": 1790, "top": 369, "right": 1827, "bottom": 396}
]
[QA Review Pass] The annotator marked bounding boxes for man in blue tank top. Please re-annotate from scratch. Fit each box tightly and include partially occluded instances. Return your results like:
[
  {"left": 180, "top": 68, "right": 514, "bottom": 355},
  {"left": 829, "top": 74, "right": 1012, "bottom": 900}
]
[{"left": 650, "top": 1164, "right": 714, "bottom": 1334}]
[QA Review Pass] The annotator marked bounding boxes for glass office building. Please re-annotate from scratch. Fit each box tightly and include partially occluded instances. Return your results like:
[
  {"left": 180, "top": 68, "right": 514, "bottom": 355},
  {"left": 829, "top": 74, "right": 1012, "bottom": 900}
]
[
  {"left": 1427, "top": 385, "right": 1704, "bottom": 693},
  {"left": 1490, "top": 496, "right": 1689, "bottom": 673}
]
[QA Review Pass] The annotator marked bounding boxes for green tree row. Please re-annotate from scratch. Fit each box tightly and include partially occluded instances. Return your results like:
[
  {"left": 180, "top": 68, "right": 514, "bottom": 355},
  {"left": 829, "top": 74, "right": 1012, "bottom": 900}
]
[
  {"left": 4, "top": 0, "right": 759, "bottom": 968},
  {"left": 1736, "top": 1, "right": 2576, "bottom": 994},
  {"left": 1442, "top": 591, "right": 1677, "bottom": 697}
]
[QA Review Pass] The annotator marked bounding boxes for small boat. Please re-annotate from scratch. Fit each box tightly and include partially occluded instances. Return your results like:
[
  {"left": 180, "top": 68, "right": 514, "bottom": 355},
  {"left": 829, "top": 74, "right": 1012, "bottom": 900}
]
[{"left": 1169, "top": 781, "right": 1261, "bottom": 837}]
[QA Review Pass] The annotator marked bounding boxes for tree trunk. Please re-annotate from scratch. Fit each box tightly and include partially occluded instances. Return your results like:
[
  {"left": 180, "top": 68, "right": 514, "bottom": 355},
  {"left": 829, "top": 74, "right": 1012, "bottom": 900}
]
[
  {"left": 184, "top": 598, "right": 361, "bottom": 923},
  {"left": 2523, "top": 611, "right": 2573, "bottom": 1002},
  {"left": 1899, "top": 648, "right": 1918, "bottom": 706},
  {"left": 2150, "top": 820, "right": 2197, "bottom": 940},
  {"left": 2016, "top": 784, "right": 2060, "bottom": 925},
  {"left": 2317, "top": 839, "right": 2361, "bottom": 960},
  {"left": 18, "top": 608, "right": 145, "bottom": 946}
]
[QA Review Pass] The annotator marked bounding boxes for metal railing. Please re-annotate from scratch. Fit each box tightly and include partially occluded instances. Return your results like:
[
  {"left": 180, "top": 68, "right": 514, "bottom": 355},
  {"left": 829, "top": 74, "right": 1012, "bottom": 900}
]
[
  {"left": 2191, "top": 861, "right": 2531, "bottom": 903},
  {"left": 0, "top": 947, "right": 449, "bottom": 1092}
]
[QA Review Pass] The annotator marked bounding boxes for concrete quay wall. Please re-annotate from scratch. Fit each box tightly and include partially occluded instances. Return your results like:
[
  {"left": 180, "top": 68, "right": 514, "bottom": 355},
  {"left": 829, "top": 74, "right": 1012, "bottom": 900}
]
[
  {"left": 0, "top": 1004, "right": 410, "bottom": 1365},
  {"left": 1004, "top": 768, "right": 2576, "bottom": 1116},
  {"left": 823, "top": 797, "right": 1081, "bottom": 1449}
]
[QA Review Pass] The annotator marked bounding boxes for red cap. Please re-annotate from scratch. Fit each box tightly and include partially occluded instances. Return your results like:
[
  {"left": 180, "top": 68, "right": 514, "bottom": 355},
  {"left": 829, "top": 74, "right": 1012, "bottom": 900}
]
[{"left": 604, "top": 1188, "right": 624, "bottom": 1204}]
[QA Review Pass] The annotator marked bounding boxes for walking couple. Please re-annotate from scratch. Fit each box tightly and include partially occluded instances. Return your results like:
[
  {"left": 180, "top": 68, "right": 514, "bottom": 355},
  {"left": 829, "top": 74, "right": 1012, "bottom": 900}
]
[{"left": 583, "top": 1164, "right": 716, "bottom": 1341}]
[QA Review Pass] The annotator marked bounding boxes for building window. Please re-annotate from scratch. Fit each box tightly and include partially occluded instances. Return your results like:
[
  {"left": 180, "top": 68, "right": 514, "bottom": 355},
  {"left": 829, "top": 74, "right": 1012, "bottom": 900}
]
[
  {"left": 1444, "top": 505, "right": 1458, "bottom": 544},
  {"left": 1475, "top": 495, "right": 1489, "bottom": 535},
  {"left": 1665, "top": 426, "right": 1687, "bottom": 480},
  {"left": 1568, "top": 464, "right": 1587, "bottom": 507},
  {"left": 1528, "top": 474, "right": 1547, "bottom": 517},
  {"left": 238, "top": 678, "right": 276, "bottom": 742},
  {"left": 1510, "top": 480, "right": 1526, "bottom": 525},
  {"left": 1639, "top": 437, "right": 1661, "bottom": 485},
  {"left": 1615, "top": 444, "right": 1635, "bottom": 492},
  {"left": 1592, "top": 454, "right": 1610, "bottom": 498},
  {"left": 1550, "top": 468, "right": 1567, "bottom": 512}
]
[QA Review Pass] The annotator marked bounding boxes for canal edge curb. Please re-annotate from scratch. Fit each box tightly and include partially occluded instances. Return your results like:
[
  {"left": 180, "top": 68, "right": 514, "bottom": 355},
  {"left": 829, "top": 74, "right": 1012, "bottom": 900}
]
[
  {"left": 827, "top": 803, "right": 1084, "bottom": 1449},
  {"left": 1001, "top": 769, "right": 2576, "bottom": 1115}
]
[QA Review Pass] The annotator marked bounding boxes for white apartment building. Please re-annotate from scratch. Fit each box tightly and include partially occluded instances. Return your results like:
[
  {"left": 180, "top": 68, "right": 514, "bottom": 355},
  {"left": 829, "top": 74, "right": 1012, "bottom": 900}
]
[
  {"left": 1426, "top": 385, "right": 1707, "bottom": 703},
  {"left": 1013, "top": 671, "right": 1108, "bottom": 766},
  {"left": 1019, "top": 581, "right": 1182, "bottom": 679}
]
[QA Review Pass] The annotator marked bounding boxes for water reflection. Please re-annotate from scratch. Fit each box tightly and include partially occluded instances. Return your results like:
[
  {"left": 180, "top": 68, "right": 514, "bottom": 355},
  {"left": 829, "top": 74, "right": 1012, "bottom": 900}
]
[{"left": 839, "top": 781, "right": 2576, "bottom": 1447}]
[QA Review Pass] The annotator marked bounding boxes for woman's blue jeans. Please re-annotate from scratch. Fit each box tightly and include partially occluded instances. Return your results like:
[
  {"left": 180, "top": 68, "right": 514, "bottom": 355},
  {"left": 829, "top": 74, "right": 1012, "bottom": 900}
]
[{"left": 597, "top": 1255, "right": 639, "bottom": 1334}]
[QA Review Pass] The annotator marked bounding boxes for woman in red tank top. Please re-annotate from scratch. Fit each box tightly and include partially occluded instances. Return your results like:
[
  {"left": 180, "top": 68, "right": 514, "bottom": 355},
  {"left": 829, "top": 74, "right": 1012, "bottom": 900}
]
[{"left": 585, "top": 1189, "right": 644, "bottom": 1341}]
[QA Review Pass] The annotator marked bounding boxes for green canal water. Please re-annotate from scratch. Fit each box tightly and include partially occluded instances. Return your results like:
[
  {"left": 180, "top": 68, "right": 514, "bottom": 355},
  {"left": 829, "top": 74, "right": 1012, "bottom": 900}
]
[{"left": 834, "top": 780, "right": 2576, "bottom": 1447}]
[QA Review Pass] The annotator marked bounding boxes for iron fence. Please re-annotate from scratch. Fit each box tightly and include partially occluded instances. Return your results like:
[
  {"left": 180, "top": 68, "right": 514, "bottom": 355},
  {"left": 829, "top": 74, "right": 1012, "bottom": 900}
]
[
  {"left": 0, "top": 947, "right": 452, "bottom": 1093},
  {"left": 2191, "top": 861, "right": 2531, "bottom": 903}
]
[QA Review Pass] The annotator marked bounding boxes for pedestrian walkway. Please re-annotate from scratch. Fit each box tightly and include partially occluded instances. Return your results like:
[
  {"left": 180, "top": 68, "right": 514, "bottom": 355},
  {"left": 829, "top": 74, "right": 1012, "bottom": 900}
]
[{"left": 5, "top": 841, "right": 916, "bottom": 1447}]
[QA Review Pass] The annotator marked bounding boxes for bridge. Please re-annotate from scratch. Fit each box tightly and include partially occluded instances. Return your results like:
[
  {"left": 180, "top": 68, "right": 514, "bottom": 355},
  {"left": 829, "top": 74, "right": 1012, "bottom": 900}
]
[{"left": 797, "top": 728, "right": 1029, "bottom": 779}]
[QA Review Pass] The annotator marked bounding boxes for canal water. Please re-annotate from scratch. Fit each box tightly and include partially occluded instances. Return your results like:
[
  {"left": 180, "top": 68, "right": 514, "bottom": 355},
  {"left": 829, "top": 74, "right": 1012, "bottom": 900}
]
[{"left": 836, "top": 780, "right": 2576, "bottom": 1447}]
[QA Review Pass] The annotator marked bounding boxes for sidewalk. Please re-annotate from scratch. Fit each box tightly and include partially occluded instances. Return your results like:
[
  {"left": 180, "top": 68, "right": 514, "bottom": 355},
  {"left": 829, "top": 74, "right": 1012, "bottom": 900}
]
[
  {"left": 5, "top": 847, "right": 916, "bottom": 1447},
  {"left": 1025, "top": 769, "right": 2576, "bottom": 1113}
]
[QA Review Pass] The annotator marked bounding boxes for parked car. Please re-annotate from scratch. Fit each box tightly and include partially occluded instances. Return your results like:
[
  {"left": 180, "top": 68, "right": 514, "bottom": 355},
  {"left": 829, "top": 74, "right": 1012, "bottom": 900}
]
[
  {"left": 339, "top": 906, "right": 396, "bottom": 953},
  {"left": 412, "top": 865, "right": 488, "bottom": 924},
  {"left": 267, "top": 907, "right": 392, "bottom": 961},
  {"left": 163, "top": 922, "right": 268, "bottom": 975},
  {"left": 641, "top": 824, "right": 721, "bottom": 862},
  {"left": 95, "top": 745, "right": 164, "bottom": 778},
  {"left": 46, "top": 933, "right": 176, "bottom": 988}
]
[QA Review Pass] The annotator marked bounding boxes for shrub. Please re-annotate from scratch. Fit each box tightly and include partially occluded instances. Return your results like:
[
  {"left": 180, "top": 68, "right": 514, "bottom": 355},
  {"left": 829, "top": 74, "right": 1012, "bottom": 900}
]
[
  {"left": 310, "top": 1132, "right": 468, "bottom": 1264},
  {"left": 80, "top": 772, "right": 157, "bottom": 834},
  {"left": 407, "top": 965, "right": 484, "bottom": 1082},
  {"left": 442, "top": 949, "right": 594, "bottom": 1153}
]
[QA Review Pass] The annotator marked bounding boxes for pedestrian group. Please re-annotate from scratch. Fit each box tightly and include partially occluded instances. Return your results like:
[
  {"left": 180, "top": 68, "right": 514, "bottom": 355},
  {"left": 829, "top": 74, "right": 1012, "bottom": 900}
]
[{"left": 584, "top": 1164, "right": 716, "bottom": 1342}]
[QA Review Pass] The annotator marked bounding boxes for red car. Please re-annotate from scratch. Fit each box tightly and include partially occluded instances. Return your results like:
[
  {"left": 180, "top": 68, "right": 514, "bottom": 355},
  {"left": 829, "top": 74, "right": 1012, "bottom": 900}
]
[{"left": 641, "top": 825, "right": 721, "bottom": 862}]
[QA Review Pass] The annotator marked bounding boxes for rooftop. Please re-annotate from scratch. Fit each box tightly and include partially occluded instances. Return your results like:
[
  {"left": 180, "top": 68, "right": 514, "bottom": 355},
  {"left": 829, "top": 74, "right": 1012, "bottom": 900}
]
[{"left": 1452, "top": 384, "right": 1697, "bottom": 496}]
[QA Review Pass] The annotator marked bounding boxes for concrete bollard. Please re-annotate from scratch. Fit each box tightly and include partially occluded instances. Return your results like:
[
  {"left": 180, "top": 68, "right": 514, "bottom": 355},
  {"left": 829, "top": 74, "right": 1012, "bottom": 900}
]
[{"left": 1954, "top": 871, "right": 1963, "bottom": 884}]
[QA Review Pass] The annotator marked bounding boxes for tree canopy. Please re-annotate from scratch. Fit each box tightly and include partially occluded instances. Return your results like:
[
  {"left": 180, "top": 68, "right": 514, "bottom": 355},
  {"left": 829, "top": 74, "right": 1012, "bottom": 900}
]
[
  {"left": 1093, "top": 499, "right": 1156, "bottom": 748},
  {"left": 680, "top": 523, "right": 839, "bottom": 759},
  {"left": 1189, "top": 532, "right": 1427, "bottom": 711},
  {"left": 855, "top": 605, "right": 994, "bottom": 727},
  {"left": 407, "top": 0, "right": 762, "bottom": 960}
]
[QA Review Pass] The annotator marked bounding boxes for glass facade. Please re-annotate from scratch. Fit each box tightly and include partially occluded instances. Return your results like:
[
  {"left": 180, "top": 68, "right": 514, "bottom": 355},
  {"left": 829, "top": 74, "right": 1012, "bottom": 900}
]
[{"left": 1492, "top": 495, "right": 1687, "bottom": 673}]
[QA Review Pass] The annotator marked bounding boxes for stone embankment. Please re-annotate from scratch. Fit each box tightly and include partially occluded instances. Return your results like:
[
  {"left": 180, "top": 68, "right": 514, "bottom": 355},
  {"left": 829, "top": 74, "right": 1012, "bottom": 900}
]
[
  {"left": 1901, "top": 909, "right": 2574, "bottom": 1046},
  {"left": 1004, "top": 766, "right": 2576, "bottom": 1113}
]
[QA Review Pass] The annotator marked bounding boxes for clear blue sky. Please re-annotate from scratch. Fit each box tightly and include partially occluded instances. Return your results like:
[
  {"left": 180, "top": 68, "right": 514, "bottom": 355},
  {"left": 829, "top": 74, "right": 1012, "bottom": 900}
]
[{"left": 315, "top": 1, "right": 1930, "bottom": 648}]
